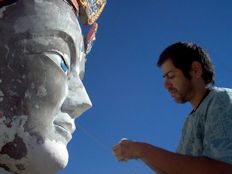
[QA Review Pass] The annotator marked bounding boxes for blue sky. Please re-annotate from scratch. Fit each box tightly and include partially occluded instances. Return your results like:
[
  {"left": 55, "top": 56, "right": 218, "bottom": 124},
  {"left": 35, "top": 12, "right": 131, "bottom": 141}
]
[{"left": 59, "top": 1, "right": 232, "bottom": 174}]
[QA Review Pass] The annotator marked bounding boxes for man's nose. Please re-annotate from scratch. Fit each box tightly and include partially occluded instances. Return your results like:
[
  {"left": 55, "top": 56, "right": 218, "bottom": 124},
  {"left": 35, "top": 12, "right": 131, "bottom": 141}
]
[
  {"left": 164, "top": 78, "right": 173, "bottom": 89},
  {"left": 61, "top": 75, "right": 92, "bottom": 118}
]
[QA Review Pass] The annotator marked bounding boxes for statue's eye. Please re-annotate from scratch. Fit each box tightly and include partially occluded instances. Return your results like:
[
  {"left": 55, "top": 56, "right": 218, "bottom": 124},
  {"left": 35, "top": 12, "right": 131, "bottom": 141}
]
[
  {"left": 45, "top": 52, "right": 69, "bottom": 75},
  {"left": 60, "top": 58, "right": 69, "bottom": 73}
]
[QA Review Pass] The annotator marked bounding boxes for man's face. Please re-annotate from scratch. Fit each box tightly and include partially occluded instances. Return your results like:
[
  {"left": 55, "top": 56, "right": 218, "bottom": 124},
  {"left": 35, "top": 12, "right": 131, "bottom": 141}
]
[
  {"left": 161, "top": 59, "right": 194, "bottom": 103},
  {"left": 0, "top": 0, "right": 91, "bottom": 173}
]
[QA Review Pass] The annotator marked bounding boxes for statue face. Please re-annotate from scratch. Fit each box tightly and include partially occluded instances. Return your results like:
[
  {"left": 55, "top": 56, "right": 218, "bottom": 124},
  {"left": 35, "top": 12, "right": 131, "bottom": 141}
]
[{"left": 0, "top": 0, "right": 92, "bottom": 173}]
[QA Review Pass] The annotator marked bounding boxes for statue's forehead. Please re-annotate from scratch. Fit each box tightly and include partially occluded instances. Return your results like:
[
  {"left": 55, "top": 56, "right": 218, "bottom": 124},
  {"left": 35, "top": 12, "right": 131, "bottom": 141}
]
[
  {"left": 0, "top": 0, "right": 86, "bottom": 67},
  {"left": 0, "top": 0, "right": 109, "bottom": 75},
  {"left": 0, "top": 1, "right": 82, "bottom": 45},
  {"left": 0, "top": 0, "right": 106, "bottom": 57}
]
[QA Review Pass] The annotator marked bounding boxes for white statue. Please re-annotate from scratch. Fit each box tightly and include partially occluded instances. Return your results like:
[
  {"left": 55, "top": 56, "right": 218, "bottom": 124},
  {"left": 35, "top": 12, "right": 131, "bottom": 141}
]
[{"left": 0, "top": 0, "right": 106, "bottom": 174}]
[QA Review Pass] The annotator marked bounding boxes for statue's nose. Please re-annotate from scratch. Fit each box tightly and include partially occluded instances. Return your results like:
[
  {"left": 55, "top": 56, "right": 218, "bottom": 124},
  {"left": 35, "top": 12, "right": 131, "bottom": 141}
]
[{"left": 61, "top": 75, "right": 92, "bottom": 118}]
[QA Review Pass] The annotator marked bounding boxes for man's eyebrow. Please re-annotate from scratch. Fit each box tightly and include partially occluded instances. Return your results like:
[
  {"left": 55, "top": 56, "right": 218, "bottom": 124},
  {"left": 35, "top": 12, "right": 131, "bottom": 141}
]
[{"left": 162, "top": 70, "right": 174, "bottom": 78}]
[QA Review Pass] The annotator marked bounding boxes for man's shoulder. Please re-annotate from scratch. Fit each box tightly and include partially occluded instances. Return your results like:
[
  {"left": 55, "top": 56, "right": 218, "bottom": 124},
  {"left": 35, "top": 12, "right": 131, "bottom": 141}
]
[
  {"left": 209, "top": 86, "right": 232, "bottom": 98},
  {"left": 206, "top": 86, "right": 232, "bottom": 109},
  {"left": 211, "top": 86, "right": 232, "bottom": 92}
]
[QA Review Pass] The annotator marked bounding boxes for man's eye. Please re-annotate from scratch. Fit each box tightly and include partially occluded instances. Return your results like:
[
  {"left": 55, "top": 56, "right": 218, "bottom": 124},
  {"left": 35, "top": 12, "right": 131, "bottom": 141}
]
[
  {"left": 45, "top": 52, "right": 69, "bottom": 74},
  {"left": 167, "top": 75, "right": 174, "bottom": 79}
]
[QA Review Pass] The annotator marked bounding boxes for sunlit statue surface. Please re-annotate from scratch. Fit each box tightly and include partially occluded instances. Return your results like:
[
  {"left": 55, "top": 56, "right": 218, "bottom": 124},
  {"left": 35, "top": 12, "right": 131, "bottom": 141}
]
[{"left": 0, "top": 0, "right": 106, "bottom": 174}]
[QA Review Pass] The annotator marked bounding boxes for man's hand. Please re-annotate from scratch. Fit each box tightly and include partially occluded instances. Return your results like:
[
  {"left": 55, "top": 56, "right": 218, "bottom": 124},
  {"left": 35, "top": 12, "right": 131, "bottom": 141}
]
[{"left": 112, "top": 139, "right": 140, "bottom": 161}]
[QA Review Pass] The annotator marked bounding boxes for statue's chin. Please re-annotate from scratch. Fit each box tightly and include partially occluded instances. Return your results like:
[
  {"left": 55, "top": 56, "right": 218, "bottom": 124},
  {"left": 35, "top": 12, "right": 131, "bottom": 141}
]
[{"left": 28, "top": 139, "right": 69, "bottom": 174}]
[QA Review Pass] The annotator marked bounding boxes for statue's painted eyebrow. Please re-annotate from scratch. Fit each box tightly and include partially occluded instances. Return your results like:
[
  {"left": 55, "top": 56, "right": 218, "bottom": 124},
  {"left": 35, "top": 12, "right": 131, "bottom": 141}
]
[{"left": 12, "top": 31, "right": 77, "bottom": 71}]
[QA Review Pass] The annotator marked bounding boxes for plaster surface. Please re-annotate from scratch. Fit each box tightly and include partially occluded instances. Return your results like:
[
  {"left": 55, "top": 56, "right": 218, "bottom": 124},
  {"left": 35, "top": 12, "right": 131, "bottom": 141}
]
[{"left": 0, "top": 0, "right": 95, "bottom": 173}]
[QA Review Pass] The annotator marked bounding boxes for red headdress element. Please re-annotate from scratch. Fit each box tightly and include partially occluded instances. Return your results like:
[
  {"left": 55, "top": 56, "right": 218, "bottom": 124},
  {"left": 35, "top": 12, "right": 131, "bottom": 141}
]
[
  {"left": 75, "top": 0, "right": 106, "bottom": 25},
  {"left": 85, "top": 22, "right": 98, "bottom": 54},
  {"left": 69, "top": 0, "right": 106, "bottom": 54}
]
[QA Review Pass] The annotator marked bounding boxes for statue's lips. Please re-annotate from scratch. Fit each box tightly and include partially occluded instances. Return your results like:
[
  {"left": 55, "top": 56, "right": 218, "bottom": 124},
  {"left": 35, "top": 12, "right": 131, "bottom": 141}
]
[{"left": 53, "top": 113, "right": 76, "bottom": 141}]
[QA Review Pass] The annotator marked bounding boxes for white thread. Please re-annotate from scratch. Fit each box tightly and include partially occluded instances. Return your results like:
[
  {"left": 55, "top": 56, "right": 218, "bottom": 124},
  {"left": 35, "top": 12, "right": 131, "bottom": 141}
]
[{"left": 77, "top": 123, "right": 138, "bottom": 174}]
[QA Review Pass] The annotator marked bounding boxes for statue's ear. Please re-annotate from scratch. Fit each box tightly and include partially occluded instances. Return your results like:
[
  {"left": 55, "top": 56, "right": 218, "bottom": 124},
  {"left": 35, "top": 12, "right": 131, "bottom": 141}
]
[{"left": 0, "top": 0, "right": 17, "bottom": 8}]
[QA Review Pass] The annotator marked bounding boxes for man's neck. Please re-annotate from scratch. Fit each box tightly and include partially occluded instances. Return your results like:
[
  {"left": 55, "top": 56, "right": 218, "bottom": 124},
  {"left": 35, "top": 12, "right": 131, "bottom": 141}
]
[{"left": 190, "top": 86, "right": 209, "bottom": 110}]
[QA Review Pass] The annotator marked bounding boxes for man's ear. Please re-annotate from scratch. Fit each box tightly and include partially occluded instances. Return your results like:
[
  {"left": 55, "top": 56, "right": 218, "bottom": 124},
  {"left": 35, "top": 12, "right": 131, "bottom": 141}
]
[{"left": 191, "top": 61, "right": 202, "bottom": 79}]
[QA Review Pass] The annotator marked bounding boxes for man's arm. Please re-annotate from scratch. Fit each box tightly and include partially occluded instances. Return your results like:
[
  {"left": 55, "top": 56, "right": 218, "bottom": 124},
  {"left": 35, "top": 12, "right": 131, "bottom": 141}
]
[{"left": 112, "top": 140, "right": 232, "bottom": 174}]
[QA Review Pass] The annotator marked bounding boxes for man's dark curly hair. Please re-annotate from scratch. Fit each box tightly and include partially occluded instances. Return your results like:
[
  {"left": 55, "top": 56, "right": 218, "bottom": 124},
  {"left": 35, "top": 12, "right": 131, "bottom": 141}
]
[{"left": 157, "top": 42, "right": 215, "bottom": 85}]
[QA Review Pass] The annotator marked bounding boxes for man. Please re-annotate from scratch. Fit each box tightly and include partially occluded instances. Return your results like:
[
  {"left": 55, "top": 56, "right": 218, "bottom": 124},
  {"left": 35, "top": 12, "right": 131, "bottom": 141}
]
[
  {"left": 112, "top": 42, "right": 232, "bottom": 174},
  {"left": 0, "top": 0, "right": 105, "bottom": 174}
]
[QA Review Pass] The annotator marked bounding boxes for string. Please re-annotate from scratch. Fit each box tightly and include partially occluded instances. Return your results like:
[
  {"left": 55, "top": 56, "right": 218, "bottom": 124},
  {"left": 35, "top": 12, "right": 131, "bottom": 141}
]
[{"left": 76, "top": 123, "right": 138, "bottom": 174}]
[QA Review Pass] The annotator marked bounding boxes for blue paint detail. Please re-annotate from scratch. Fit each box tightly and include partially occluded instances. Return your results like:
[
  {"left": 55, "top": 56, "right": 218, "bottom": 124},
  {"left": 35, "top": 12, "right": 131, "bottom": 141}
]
[{"left": 60, "top": 59, "right": 69, "bottom": 73}]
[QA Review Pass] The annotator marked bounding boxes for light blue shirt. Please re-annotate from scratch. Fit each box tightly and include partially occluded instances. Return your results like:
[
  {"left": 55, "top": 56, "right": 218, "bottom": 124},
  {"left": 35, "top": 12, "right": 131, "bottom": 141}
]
[{"left": 177, "top": 87, "right": 232, "bottom": 164}]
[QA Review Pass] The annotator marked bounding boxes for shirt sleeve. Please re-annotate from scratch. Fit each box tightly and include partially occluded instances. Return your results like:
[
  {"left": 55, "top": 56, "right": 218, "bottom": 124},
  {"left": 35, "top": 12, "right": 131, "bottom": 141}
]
[{"left": 203, "top": 91, "right": 232, "bottom": 164}]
